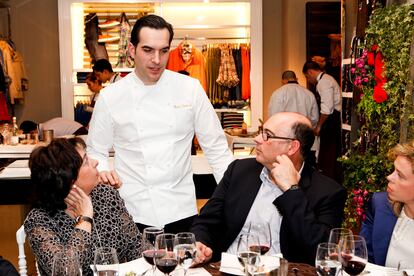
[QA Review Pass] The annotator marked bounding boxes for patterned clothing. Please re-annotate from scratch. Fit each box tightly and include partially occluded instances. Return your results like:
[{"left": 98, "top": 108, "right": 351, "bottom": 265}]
[
  {"left": 24, "top": 184, "right": 141, "bottom": 276},
  {"left": 216, "top": 44, "right": 239, "bottom": 88},
  {"left": 116, "top": 12, "right": 133, "bottom": 68}
]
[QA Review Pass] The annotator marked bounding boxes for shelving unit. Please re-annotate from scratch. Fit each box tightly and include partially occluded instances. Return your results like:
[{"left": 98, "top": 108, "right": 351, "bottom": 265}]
[{"left": 58, "top": 0, "right": 263, "bottom": 129}]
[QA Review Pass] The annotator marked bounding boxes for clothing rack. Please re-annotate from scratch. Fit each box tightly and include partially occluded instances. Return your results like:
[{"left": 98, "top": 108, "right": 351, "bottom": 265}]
[{"left": 0, "top": 6, "right": 11, "bottom": 40}]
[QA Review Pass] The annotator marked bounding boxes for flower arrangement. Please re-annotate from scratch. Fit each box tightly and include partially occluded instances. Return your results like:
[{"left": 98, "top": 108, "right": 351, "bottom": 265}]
[
  {"left": 340, "top": 4, "right": 414, "bottom": 230},
  {"left": 351, "top": 49, "right": 373, "bottom": 88}
]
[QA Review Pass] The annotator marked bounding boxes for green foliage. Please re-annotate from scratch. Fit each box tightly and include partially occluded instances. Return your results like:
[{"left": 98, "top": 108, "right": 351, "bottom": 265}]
[{"left": 341, "top": 4, "right": 414, "bottom": 229}]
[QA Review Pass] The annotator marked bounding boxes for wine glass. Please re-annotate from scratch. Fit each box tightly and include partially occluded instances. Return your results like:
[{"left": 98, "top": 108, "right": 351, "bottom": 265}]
[
  {"left": 339, "top": 235, "right": 368, "bottom": 276},
  {"left": 328, "top": 228, "right": 353, "bottom": 245},
  {"left": 51, "top": 250, "right": 82, "bottom": 276},
  {"left": 315, "top": 242, "right": 341, "bottom": 276},
  {"left": 236, "top": 233, "right": 261, "bottom": 275},
  {"left": 174, "top": 232, "right": 197, "bottom": 276},
  {"left": 248, "top": 221, "right": 272, "bottom": 255},
  {"left": 154, "top": 233, "right": 178, "bottom": 276},
  {"left": 93, "top": 247, "right": 119, "bottom": 276},
  {"left": 142, "top": 227, "right": 164, "bottom": 275}
]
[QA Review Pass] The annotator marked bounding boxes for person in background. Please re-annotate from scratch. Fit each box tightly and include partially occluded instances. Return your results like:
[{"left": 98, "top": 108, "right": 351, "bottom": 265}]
[
  {"left": 302, "top": 61, "right": 342, "bottom": 182},
  {"left": 84, "top": 72, "right": 103, "bottom": 114},
  {"left": 20, "top": 117, "right": 88, "bottom": 137},
  {"left": 269, "top": 70, "right": 319, "bottom": 128},
  {"left": 268, "top": 70, "right": 319, "bottom": 166},
  {"left": 360, "top": 141, "right": 414, "bottom": 267},
  {"left": 92, "top": 59, "right": 122, "bottom": 84},
  {"left": 24, "top": 138, "right": 141, "bottom": 276},
  {"left": 192, "top": 112, "right": 346, "bottom": 265},
  {"left": 87, "top": 15, "right": 233, "bottom": 233}
]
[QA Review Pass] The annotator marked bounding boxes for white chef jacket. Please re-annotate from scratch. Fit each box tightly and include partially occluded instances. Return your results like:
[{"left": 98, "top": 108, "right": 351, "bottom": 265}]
[
  {"left": 316, "top": 72, "right": 342, "bottom": 115},
  {"left": 87, "top": 70, "right": 233, "bottom": 227},
  {"left": 268, "top": 82, "right": 319, "bottom": 128}
]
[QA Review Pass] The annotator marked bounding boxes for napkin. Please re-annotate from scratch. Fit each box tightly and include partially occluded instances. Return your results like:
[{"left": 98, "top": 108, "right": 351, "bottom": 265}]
[
  {"left": 219, "top": 253, "right": 281, "bottom": 276},
  {"left": 403, "top": 269, "right": 414, "bottom": 276}
]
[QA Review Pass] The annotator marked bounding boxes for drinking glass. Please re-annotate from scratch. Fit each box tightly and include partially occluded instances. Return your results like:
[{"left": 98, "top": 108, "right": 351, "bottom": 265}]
[
  {"left": 248, "top": 221, "right": 272, "bottom": 255},
  {"left": 174, "top": 232, "right": 197, "bottom": 276},
  {"left": 315, "top": 243, "right": 341, "bottom": 276},
  {"left": 328, "top": 228, "right": 353, "bottom": 245},
  {"left": 339, "top": 235, "right": 368, "bottom": 276},
  {"left": 93, "top": 247, "right": 119, "bottom": 276},
  {"left": 154, "top": 233, "right": 178, "bottom": 276},
  {"left": 236, "top": 233, "right": 261, "bottom": 275},
  {"left": 51, "top": 250, "right": 82, "bottom": 276},
  {"left": 142, "top": 227, "right": 164, "bottom": 275}
]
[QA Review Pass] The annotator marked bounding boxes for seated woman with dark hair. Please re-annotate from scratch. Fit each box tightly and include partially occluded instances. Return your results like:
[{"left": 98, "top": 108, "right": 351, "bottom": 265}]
[
  {"left": 24, "top": 138, "right": 141, "bottom": 275},
  {"left": 360, "top": 140, "right": 414, "bottom": 267}
]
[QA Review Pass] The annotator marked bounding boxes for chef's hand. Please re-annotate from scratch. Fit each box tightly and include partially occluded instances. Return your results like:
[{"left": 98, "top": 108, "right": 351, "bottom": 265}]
[
  {"left": 99, "top": 170, "right": 122, "bottom": 188},
  {"left": 193, "top": 242, "right": 213, "bottom": 265},
  {"left": 271, "top": 154, "right": 300, "bottom": 192}
]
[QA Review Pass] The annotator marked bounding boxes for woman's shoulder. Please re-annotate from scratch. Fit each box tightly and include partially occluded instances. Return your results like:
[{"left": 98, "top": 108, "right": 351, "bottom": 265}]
[
  {"left": 24, "top": 208, "right": 51, "bottom": 232},
  {"left": 92, "top": 184, "right": 122, "bottom": 201}
]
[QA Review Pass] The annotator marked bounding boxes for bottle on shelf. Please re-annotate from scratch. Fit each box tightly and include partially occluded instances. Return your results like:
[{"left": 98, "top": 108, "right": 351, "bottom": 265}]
[{"left": 10, "top": 117, "right": 19, "bottom": 145}]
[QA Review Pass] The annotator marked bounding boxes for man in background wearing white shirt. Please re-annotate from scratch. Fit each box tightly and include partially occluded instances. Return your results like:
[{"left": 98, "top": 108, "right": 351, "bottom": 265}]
[
  {"left": 268, "top": 70, "right": 319, "bottom": 165},
  {"left": 87, "top": 15, "right": 233, "bottom": 233}
]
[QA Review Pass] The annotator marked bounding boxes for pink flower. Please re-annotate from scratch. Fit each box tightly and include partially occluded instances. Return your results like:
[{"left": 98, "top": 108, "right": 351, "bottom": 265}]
[
  {"left": 363, "top": 77, "right": 369, "bottom": 83},
  {"left": 351, "top": 68, "right": 356, "bottom": 74}
]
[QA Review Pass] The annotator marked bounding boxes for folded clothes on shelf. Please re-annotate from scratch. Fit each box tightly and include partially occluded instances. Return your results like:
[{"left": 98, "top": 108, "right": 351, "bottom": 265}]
[{"left": 98, "top": 34, "right": 120, "bottom": 43}]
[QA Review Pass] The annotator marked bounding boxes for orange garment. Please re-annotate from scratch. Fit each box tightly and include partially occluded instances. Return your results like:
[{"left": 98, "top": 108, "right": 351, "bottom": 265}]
[
  {"left": 167, "top": 42, "right": 207, "bottom": 92},
  {"left": 241, "top": 46, "right": 251, "bottom": 100}
]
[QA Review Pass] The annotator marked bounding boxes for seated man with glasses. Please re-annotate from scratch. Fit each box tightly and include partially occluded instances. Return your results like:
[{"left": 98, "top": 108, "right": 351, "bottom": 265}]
[{"left": 191, "top": 112, "right": 346, "bottom": 265}]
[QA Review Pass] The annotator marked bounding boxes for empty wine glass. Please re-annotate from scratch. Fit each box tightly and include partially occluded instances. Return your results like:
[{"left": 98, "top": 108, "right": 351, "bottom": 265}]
[
  {"left": 236, "top": 233, "right": 261, "bottom": 275},
  {"left": 328, "top": 228, "right": 353, "bottom": 245},
  {"left": 339, "top": 235, "right": 368, "bottom": 276},
  {"left": 154, "top": 233, "right": 178, "bottom": 276},
  {"left": 174, "top": 232, "right": 197, "bottom": 276},
  {"left": 52, "top": 250, "right": 82, "bottom": 276},
  {"left": 248, "top": 221, "right": 272, "bottom": 255},
  {"left": 142, "top": 227, "right": 164, "bottom": 275},
  {"left": 93, "top": 247, "right": 119, "bottom": 276},
  {"left": 315, "top": 242, "right": 341, "bottom": 276}
]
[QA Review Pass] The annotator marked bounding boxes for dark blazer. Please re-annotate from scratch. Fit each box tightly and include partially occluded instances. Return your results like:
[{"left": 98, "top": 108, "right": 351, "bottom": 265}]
[
  {"left": 359, "top": 192, "right": 397, "bottom": 266},
  {"left": 191, "top": 158, "right": 347, "bottom": 265}
]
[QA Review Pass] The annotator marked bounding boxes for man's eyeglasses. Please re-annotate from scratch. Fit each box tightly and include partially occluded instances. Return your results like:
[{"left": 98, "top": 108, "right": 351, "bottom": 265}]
[{"left": 259, "top": 129, "right": 296, "bottom": 142}]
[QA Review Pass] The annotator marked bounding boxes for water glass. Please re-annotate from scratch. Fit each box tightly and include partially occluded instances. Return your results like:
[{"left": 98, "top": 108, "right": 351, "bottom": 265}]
[
  {"left": 236, "top": 233, "right": 261, "bottom": 275},
  {"left": 174, "top": 232, "right": 197, "bottom": 276},
  {"left": 328, "top": 228, "right": 353, "bottom": 245},
  {"left": 51, "top": 250, "right": 82, "bottom": 276},
  {"left": 93, "top": 247, "right": 119, "bottom": 276},
  {"left": 315, "top": 242, "right": 341, "bottom": 276}
]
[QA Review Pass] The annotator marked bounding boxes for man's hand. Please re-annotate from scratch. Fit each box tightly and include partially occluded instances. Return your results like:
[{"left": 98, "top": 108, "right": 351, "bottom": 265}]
[
  {"left": 194, "top": 242, "right": 213, "bottom": 265},
  {"left": 271, "top": 155, "right": 300, "bottom": 192},
  {"left": 99, "top": 170, "right": 122, "bottom": 188}
]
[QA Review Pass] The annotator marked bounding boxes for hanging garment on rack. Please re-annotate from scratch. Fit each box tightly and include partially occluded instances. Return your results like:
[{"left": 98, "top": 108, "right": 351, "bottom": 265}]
[
  {"left": 204, "top": 45, "right": 226, "bottom": 104},
  {"left": 241, "top": 45, "right": 251, "bottom": 100},
  {"left": 84, "top": 13, "right": 109, "bottom": 64},
  {"left": 116, "top": 12, "right": 133, "bottom": 68},
  {"left": 216, "top": 44, "right": 239, "bottom": 88},
  {"left": 0, "top": 40, "right": 28, "bottom": 104},
  {"left": 229, "top": 48, "right": 242, "bottom": 100},
  {"left": 167, "top": 42, "right": 207, "bottom": 92}
]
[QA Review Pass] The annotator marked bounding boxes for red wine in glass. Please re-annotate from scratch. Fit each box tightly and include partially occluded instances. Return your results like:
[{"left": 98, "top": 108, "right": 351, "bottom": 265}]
[
  {"left": 342, "top": 260, "right": 366, "bottom": 275},
  {"left": 249, "top": 244, "right": 270, "bottom": 255},
  {"left": 143, "top": 250, "right": 158, "bottom": 266},
  {"left": 156, "top": 258, "right": 178, "bottom": 275}
]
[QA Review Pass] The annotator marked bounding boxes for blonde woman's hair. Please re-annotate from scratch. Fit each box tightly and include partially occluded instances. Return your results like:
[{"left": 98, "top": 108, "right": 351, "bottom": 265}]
[{"left": 387, "top": 140, "right": 414, "bottom": 216}]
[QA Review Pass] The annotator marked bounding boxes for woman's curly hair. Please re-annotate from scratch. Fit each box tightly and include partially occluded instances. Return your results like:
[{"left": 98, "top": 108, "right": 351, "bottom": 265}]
[{"left": 29, "top": 138, "right": 86, "bottom": 215}]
